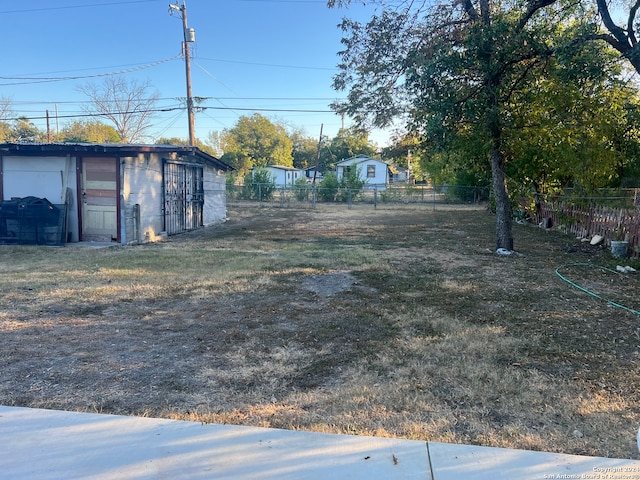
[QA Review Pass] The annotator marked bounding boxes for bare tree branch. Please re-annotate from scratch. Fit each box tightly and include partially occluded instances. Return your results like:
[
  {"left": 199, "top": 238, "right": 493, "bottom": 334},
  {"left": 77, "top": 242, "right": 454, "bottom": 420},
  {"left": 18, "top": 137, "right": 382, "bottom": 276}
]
[{"left": 76, "top": 76, "right": 159, "bottom": 143}]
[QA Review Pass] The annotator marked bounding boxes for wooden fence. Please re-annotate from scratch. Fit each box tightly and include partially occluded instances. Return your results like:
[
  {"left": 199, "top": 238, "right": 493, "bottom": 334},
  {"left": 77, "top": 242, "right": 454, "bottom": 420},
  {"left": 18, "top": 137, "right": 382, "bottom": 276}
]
[{"left": 537, "top": 201, "right": 640, "bottom": 258}]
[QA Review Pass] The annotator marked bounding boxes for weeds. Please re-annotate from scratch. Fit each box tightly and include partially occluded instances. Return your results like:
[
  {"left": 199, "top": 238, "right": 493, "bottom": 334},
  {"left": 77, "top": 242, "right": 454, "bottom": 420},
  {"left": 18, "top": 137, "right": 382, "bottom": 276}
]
[{"left": 1, "top": 205, "right": 639, "bottom": 459}]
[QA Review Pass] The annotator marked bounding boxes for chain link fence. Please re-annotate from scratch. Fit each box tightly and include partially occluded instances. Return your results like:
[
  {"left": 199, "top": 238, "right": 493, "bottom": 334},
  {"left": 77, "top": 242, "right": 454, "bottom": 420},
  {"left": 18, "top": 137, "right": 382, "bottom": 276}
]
[{"left": 227, "top": 183, "right": 490, "bottom": 209}]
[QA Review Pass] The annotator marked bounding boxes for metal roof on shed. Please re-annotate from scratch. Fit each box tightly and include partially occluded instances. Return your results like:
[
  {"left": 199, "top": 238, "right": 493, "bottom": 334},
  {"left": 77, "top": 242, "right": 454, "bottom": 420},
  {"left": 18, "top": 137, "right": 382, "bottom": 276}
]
[{"left": 0, "top": 142, "right": 233, "bottom": 171}]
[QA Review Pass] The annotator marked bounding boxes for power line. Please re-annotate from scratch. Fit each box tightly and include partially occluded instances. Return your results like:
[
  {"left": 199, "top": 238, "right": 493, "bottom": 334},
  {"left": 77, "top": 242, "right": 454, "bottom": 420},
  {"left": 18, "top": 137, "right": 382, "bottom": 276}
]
[
  {"left": 0, "top": 0, "right": 163, "bottom": 14},
  {"left": 4, "top": 105, "right": 334, "bottom": 123},
  {"left": 5, "top": 107, "right": 183, "bottom": 122},
  {"left": 10, "top": 96, "right": 343, "bottom": 105},
  {"left": 0, "top": 56, "right": 180, "bottom": 86}
]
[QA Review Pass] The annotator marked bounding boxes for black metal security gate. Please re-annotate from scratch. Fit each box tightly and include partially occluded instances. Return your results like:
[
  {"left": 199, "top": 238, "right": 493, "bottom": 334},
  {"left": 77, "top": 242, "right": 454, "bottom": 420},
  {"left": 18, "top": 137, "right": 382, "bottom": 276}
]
[{"left": 163, "top": 161, "right": 204, "bottom": 235}]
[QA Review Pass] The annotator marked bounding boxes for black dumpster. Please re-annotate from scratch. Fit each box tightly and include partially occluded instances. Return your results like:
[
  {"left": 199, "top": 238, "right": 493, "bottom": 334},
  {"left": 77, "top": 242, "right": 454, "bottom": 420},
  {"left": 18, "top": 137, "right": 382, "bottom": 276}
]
[{"left": 0, "top": 197, "right": 67, "bottom": 245}]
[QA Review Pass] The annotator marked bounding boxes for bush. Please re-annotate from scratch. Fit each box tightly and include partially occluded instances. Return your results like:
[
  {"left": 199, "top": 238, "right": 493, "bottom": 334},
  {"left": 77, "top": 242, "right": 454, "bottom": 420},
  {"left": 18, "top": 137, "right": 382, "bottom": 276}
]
[
  {"left": 243, "top": 168, "right": 276, "bottom": 201},
  {"left": 318, "top": 164, "right": 367, "bottom": 202},
  {"left": 293, "top": 177, "right": 311, "bottom": 201},
  {"left": 318, "top": 171, "right": 340, "bottom": 201}
]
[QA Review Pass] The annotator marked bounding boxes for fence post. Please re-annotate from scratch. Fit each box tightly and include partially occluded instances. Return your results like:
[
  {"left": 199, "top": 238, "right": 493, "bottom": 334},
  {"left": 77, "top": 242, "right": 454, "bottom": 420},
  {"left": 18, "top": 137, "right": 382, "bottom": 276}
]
[
  {"left": 433, "top": 186, "right": 436, "bottom": 211},
  {"left": 348, "top": 189, "right": 352, "bottom": 210},
  {"left": 373, "top": 187, "right": 377, "bottom": 209}
]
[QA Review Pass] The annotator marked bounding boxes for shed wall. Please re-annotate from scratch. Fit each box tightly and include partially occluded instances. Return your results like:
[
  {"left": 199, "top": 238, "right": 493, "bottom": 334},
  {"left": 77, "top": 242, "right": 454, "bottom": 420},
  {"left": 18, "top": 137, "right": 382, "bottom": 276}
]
[
  {"left": 121, "top": 154, "right": 164, "bottom": 244},
  {"left": 203, "top": 165, "right": 227, "bottom": 225},
  {"left": 1, "top": 155, "right": 79, "bottom": 241}
]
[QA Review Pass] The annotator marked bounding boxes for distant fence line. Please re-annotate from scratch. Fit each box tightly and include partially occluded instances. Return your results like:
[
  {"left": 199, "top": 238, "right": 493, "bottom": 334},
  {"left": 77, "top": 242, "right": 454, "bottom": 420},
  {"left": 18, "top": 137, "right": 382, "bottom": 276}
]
[
  {"left": 227, "top": 183, "right": 640, "bottom": 257},
  {"left": 226, "top": 183, "right": 490, "bottom": 209}
]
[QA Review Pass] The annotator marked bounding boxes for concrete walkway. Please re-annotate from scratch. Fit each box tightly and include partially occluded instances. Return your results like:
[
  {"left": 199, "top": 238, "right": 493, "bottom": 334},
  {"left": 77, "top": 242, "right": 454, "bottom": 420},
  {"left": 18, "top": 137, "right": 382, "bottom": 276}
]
[{"left": 1, "top": 405, "right": 639, "bottom": 479}]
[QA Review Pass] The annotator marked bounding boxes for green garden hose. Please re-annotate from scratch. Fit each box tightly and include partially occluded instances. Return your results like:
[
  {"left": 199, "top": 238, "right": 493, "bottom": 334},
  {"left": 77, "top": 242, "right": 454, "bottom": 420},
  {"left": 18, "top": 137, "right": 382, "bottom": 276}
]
[{"left": 555, "top": 263, "right": 640, "bottom": 316}]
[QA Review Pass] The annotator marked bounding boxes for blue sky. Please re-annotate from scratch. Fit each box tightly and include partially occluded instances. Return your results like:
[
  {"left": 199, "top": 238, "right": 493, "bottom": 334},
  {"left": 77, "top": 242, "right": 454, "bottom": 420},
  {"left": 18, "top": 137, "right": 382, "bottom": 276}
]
[{"left": 2, "top": 0, "right": 391, "bottom": 147}]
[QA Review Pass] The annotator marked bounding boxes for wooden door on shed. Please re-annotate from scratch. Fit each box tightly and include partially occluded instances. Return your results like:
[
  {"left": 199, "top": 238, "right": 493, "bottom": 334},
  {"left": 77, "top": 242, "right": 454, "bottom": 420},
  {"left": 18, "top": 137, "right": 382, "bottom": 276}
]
[{"left": 81, "top": 157, "right": 118, "bottom": 241}]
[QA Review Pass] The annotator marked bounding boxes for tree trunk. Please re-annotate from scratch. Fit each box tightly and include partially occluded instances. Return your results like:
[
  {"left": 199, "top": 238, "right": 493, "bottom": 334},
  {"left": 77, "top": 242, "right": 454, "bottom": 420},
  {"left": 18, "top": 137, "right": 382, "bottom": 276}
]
[{"left": 490, "top": 146, "right": 514, "bottom": 250}]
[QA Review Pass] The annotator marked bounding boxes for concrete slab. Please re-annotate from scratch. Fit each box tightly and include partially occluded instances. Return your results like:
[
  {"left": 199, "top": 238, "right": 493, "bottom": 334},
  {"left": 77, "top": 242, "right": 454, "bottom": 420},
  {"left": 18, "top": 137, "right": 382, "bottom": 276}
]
[
  {"left": 3, "top": 406, "right": 639, "bottom": 480},
  {"left": 0, "top": 406, "right": 430, "bottom": 479},
  {"left": 427, "top": 441, "right": 640, "bottom": 480}
]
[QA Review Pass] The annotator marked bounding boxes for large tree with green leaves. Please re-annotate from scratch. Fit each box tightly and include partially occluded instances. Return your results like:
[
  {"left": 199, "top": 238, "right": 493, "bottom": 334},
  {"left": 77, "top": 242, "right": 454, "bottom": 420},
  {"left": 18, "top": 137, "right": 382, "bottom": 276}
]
[
  {"left": 503, "top": 35, "right": 640, "bottom": 194},
  {"left": 330, "top": 0, "right": 575, "bottom": 250},
  {"left": 289, "top": 127, "right": 319, "bottom": 169},
  {"left": 327, "top": 126, "right": 377, "bottom": 164},
  {"left": 219, "top": 113, "right": 293, "bottom": 175},
  {"left": 6, "top": 117, "right": 45, "bottom": 143}
]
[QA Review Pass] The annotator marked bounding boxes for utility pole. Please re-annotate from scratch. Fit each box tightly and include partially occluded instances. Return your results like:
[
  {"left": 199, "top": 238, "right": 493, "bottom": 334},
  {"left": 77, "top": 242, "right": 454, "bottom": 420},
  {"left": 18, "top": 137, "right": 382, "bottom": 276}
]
[
  {"left": 46, "top": 110, "right": 51, "bottom": 142},
  {"left": 312, "top": 124, "right": 323, "bottom": 185},
  {"left": 169, "top": 1, "right": 196, "bottom": 146}
]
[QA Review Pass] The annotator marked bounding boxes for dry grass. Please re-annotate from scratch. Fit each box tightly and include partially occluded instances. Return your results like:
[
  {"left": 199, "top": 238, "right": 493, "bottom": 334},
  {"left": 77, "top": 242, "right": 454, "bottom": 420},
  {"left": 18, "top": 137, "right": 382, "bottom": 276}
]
[{"left": 1, "top": 204, "right": 639, "bottom": 459}]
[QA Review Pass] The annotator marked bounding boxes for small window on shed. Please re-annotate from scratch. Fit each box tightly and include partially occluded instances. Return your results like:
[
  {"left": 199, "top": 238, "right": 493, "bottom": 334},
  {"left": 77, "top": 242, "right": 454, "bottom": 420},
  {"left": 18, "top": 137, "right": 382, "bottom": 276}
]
[{"left": 367, "top": 165, "right": 376, "bottom": 178}]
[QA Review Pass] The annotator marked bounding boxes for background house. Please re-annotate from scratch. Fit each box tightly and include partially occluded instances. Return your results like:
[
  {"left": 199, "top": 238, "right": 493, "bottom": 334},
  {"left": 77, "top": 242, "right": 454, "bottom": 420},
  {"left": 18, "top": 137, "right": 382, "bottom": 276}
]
[
  {"left": 389, "top": 165, "right": 409, "bottom": 183},
  {"left": 260, "top": 165, "right": 304, "bottom": 187},
  {"left": 0, "top": 143, "right": 232, "bottom": 245},
  {"left": 336, "top": 155, "right": 389, "bottom": 189},
  {"left": 304, "top": 167, "right": 324, "bottom": 183}
]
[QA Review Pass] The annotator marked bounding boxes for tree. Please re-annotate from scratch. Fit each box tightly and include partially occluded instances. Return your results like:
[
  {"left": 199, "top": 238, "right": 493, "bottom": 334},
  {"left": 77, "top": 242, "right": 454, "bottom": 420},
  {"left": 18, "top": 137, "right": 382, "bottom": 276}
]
[
  {"left": 205, "top": 131, "right": 224, "bottom": 158},
  {"left": 592, "top": 0, "right": 640, "bottom": 73},
  {"left": 243, "top": 167, "right": 277, "bottom": 201},
  {"left": 330, "top": 0, "right": 576, "bottom": 250},
  {"left": 289, "top": 128, "right": 319, "bottom": 169},
  {"left": 504, "top": 37, "right": 640, "bottom": 194},
  {"left": 381, "top": 132, "right": 427, "bottom": 182},
  {"left": 77, "top": 76, "right": 159, "bottom": 143},
  {"left": 318, "top": 162, "right": 366, "bottom": 201},
  {"left": 0, "top": 96, "right": 14, "bottom": 142},
  {"left": 327, "top": 127, "right": 376, "bottom": 165},
  {"left": 219, "top": 114, "right": 293, "bottom": 175},
  {"left": 58, "top": 120, "right": 120, "bottom": 143},
  {"left": 7, "top": 117, "right": 44, "bottom": 142},
  {"left": 155, "top": 136, "right": 219, "bottom": 156}
]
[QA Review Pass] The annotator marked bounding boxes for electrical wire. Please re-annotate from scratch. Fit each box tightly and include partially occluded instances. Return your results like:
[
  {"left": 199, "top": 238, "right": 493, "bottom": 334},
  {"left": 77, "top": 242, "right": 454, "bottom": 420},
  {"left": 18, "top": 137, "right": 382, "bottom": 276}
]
[
  {"left": 0, "top": 56, "right": 181, "bottom": 86},
  {"left": 555, "top": 263, "right": 640, "bottom": 315},
  {"left": 4, "top": 104, "right": 333, "bottom": 123},
  {"left": 0, "top": 0, "right": 163, "bottom": 15}
]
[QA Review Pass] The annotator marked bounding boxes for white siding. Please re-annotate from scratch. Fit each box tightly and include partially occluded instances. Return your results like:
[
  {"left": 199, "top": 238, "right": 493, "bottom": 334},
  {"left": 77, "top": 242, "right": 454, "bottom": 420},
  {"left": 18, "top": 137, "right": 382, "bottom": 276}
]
[
  {"left": 263, "top": 166, "right": 304, "bottom": 187},
  {"left": 336, "top": 158, "right": 389, "bottom": 190},
  {"left": 203, "top": 165, "right": 227, "bottom": 225},
  {"left": 2, "top": 155, "right": 80, "bottom": 241},
  {"left": 3, "top": 155, "right": 74, "bottom": 203},
  {"left": 121, "top": 154, "right": 164, "bottom": 243}
]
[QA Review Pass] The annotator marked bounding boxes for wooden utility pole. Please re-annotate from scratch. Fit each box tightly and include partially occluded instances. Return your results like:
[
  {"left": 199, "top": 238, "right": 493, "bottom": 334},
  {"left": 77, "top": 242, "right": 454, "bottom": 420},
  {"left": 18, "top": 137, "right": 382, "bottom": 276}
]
[
  {"left": 312, "top": 124, "right": 323, "bottom": 184},
  {"left": 46, "top": 110, "right": 51, "bottom": 142},
  {"left": 170, "top": 1, "right": 196, "bottom": 146}
]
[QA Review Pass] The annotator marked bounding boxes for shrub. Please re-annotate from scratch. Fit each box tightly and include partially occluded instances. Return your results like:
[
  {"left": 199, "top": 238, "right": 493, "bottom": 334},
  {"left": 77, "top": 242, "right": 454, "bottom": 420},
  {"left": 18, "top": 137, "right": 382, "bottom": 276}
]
[
  {"left": 318, "top": 171, "right": 340, "bottom": 201},
  {"left": 293, "top": 177, "right": 311, "bottom": 201},
  {"left": 243, "top": 168, "right": 276, "bottom": 201}
]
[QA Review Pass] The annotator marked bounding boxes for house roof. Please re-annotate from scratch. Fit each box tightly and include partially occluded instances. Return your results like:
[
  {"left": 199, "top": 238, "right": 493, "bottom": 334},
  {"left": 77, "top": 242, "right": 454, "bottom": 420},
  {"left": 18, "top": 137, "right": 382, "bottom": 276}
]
[
  {"left": 263, "top": 165, "right": 303, "bottom": 172},
  {"left": 336, "top": 155, "right": 388, "bottom": 166},
  {"left": 0, "top": 142, "right": 234, "bottom": 171}
]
